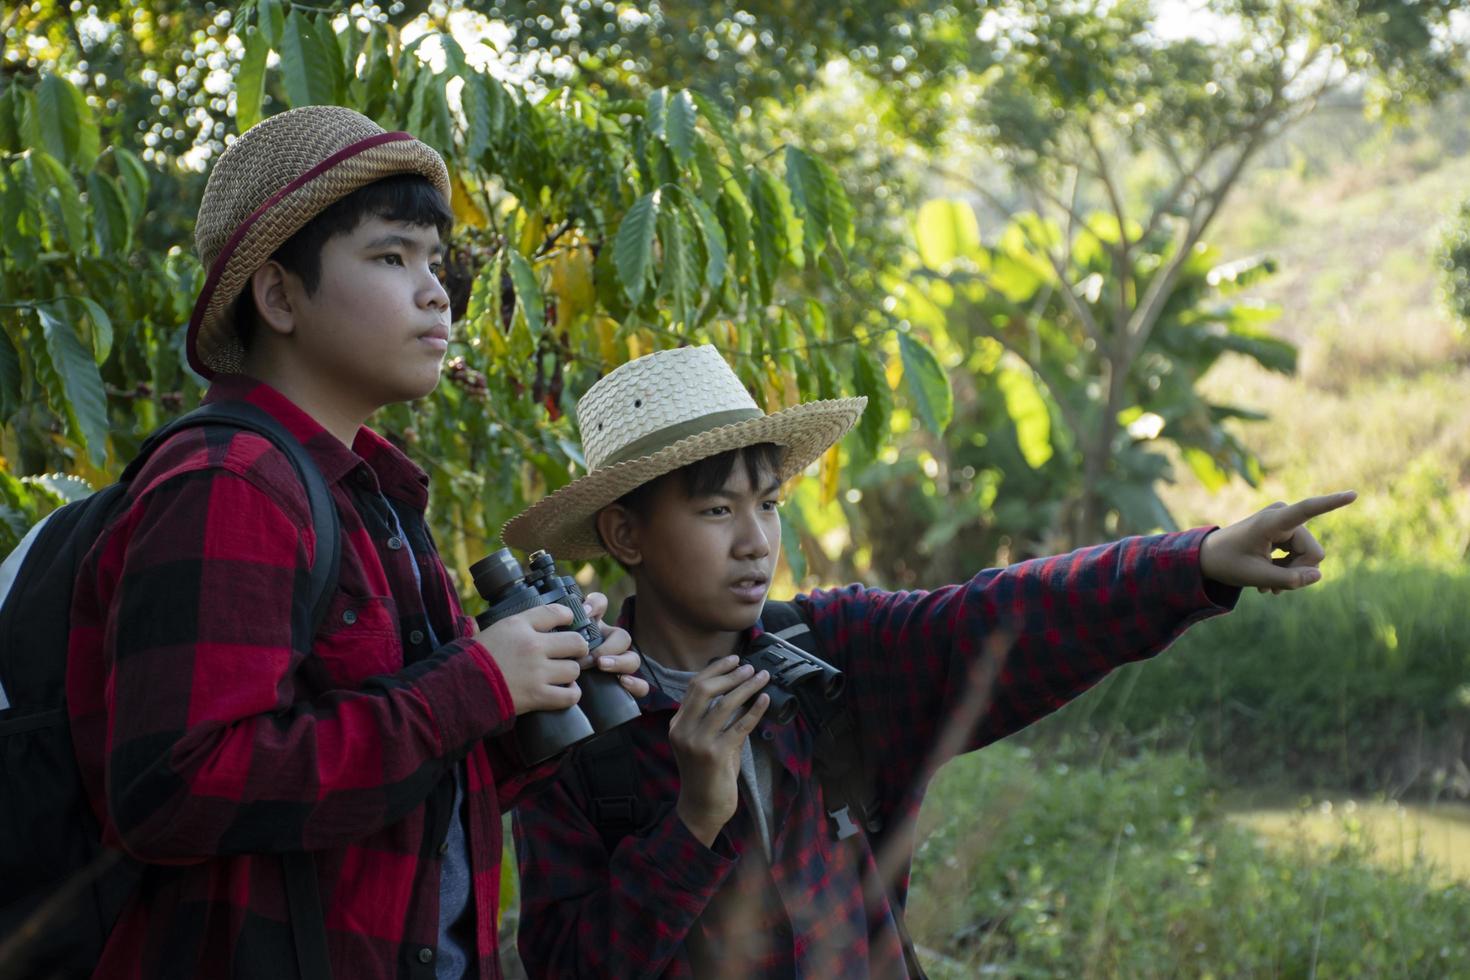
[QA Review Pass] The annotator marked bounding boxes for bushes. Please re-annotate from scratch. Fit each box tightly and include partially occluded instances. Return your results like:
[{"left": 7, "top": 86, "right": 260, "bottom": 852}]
[
  {"left": 910, "top": 745, "right": 1470, "bottom": 978},
  {"left": 1026, "top": 565, "right": 1470, "bottom": 794}
]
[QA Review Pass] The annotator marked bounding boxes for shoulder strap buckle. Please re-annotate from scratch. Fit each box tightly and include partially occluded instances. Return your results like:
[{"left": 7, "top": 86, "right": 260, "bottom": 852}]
[{"left": 827, "top": 804, "right": 861, "bottom": 841}]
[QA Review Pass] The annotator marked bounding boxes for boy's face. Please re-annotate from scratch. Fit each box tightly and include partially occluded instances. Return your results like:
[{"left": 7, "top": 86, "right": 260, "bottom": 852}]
[
  {"left": 280, "top": 215, "right": 450, "bottom": 410},
  {"left": 622, "top": 460, "right": 783, "bottom": 635}
]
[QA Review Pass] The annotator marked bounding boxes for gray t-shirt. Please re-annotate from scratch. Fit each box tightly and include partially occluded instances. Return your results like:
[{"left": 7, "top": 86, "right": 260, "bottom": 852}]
[{"left": 642, "top": 654, "right": 777, "bottom": 859}]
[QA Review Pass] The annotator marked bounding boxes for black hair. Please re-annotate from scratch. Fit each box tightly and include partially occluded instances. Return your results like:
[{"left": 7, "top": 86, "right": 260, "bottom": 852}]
[
  {"left": 616, "top": 442, "right": 786, "bottom": 521},
  {"left": 232, "top": 173, "right": 454, "bottom": 349}
]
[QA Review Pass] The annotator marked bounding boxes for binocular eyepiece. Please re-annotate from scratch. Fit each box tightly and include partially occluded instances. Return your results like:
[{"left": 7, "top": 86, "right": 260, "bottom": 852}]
[
  {"left": 471, "top": 547, "right": 642, "bottom": 765},
  {"left": 742, "top": 632, "right": 844, "bottom": 726}
]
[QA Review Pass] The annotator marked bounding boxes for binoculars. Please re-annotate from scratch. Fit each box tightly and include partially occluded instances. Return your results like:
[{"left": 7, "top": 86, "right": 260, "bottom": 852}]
[
  {"left": 471, "top": 548, "right": 642, "bottom": 765},
  {"left": 742, "top": 632, "right": 844, "bottom": 725}
]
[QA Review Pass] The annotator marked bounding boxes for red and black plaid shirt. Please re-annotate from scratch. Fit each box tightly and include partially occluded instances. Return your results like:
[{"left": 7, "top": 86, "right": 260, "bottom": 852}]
[
  {"left": 513, "top": 529, "right": 1238, "bottom": 978},
  {"left": 67, "top": 377, "right": 538, "bottom": 980}
]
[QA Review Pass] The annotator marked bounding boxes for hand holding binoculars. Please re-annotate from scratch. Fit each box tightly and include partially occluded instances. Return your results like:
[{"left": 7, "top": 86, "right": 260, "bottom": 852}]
[{"left": 471, "top": 547, "right": 642, "bottom": 765}]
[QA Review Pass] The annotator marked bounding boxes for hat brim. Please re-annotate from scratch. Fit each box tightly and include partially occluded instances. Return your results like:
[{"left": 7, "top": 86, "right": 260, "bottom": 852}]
[
  {"left": 187, "top": 132, "right": 450, "bottom": 378},
  {"left": 500, "top": 396, "right": 866, "bottom": 559}
]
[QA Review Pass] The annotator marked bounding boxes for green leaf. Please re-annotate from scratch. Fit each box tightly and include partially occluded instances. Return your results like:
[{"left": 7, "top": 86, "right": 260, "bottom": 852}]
[
  {"left": 1182, "top": 446, "right": 1229, "bottom": 493},
  {"left": 237, "top": 28, "right": 269, "bottom": 131},
  {"left": 0, "top": 85, "right": 25, "bottom": 153},
  {"left": 35, "top": 75, "right": 81, "bottom": 164},
  {"left": 666, "top": 90, "right": 698, "bottom": 166},
  {"left": 507, "top": 249, "right": 544, "bottom": 338},
  {"left": 258, "top": 0, "right": 284, "bottom": 47},
  {"left": 778, "top": 507, "right": 807, "bottom": 583},
  {"left": 916, "top": 198, "right": 982, "bottom": 267},
  {"left": 851, "top": 345, "right": 893, "bottom": 458},
  {"left": 996, "top": 366, "right": 1053, "bottom": 469},
  {"left": 74, "top": 296, "right": 114, "bottom": 364},
  {"left": 113, "top": 148, "right": 150, "bottom": 223},
  {"left": 691, "top": 91, "right": 746, "bottom": 168},
  {"left": 685, "top": 194, "right": 728, "bottom": 289},
  {"left": 659, "top": 205, "right": 696, "bottom": 327},
  {"left": 314, "top": 14, "right": 347, "bottom": 104},
  {"left": 749, "top": 170, "right": 801, "bottom": 297},
  {"left": 463, "top": 74, "right": 493, "bottom": 160},
  {"left": 645, "top": 87, "right": 667, "bottom": 139},
  {"left": 898, "top": 332, "right": 953, "bottom": 435},
  {"left": 784, "top": 146, "right": 830, "bottom": 257},
  {"left": 816, "top": 155, "right": 853, "bottom": 252},
  {"left": 280, "top": 10, "right": 335, "bottom": 107},
  {"left": 87, "top": 172, "right": 131, "bottom": 256},
  {"left": 0, "top": 327, "right": 21, "bottom": 423},
  {"left": 615, "top": 190, "right": 661, "bottom": 305},
  {"left": 36, "top": 303, "right": 109, "bottom": 466},
  {"left": 692, "top": 136, "right": 724, "bottom": 203},
  {"left": 31, "top": 150, "right": 85, "bottom": 251}
]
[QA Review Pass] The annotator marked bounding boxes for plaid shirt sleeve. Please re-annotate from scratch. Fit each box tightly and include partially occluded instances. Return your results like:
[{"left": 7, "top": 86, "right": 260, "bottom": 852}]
[
  {"left": 67, "top": 463, "right": 517, "bottom": 861},
  {"left": 514, "top": 777, "right": 738, "bottom": 979},
  {"left": 800, "top": 527, "right": 1238, "bottom": 800}
]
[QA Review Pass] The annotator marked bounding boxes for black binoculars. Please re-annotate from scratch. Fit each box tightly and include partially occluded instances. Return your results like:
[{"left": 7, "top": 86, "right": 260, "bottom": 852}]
[
  {"left": 742, "top": 632, "right": 844, "bottom": 725},
  {"left": 471, "top": 548, "right": 642, "bottom": 765}
]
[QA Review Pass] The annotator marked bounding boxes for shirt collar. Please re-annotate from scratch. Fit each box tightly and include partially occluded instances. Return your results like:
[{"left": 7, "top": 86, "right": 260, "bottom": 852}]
[
  {"left": 203, "top": 376, "right": 429, "bottom": 507},
  {"left": 616, "top": 595, "right": 769, "bottom": 713}
]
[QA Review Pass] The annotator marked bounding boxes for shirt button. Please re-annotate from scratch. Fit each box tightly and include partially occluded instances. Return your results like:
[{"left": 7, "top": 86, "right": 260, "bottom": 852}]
[
  {"left": 387, "top": 536, "right": 403, "bottom": 551},
  {"left": 417, "top": 947, "right": 434, "bottom": 964},
  {"left": 342, "top": 609, "right": 357, "bottom": 626},
  {"left": 760, "top": 729, "right": 775, "bottom": 741},
  {"left": 409, "top": 629, "right": 425, "bottom": 646}
]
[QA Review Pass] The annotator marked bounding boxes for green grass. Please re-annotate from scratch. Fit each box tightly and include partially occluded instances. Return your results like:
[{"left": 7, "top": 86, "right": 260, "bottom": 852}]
[
  {"left": 1021, "top": 565, "right": 1470, "bottom": 794},
  {"left": 911, "top": 745, "right": 1470, "bottom": 979}
]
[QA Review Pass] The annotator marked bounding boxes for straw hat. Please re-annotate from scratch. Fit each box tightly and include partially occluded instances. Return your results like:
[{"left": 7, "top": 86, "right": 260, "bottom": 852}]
[
  {"left": 501, "top": 345, "right": 866, "bottom": 559},
  {"left": 186, "top": 105, "right": 450, "bottom": 378}
]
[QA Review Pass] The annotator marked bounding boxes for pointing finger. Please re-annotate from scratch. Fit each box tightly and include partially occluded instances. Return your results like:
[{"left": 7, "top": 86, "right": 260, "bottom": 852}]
[{"left": 1273, "top": 491, "right": 1357, "bottom": 529}]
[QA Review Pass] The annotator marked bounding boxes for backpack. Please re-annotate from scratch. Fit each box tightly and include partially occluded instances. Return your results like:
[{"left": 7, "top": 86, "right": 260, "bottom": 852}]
[
  {"left": 570, "top": 600, "right": 927, "bottom": 978},
  {"left": 0, "top": 400, "right": 341, "bottom": 980}
]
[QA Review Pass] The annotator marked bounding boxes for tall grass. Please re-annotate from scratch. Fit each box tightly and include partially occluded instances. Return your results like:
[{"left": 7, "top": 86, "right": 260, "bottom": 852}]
[
  {"left": 1026, "top": 566, "right": 1470, "bottom": 795},
  {"left": 912, "top": 745, "right": 1470, "bottom": 978}
]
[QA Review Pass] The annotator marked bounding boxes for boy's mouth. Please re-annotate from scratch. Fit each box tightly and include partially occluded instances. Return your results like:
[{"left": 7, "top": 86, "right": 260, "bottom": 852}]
[
  {"left": 729, "top": 573, "right": 769, "bottom": 602},
  {"left": 418, "top": 325, "right": 450, "bottom": 351}
]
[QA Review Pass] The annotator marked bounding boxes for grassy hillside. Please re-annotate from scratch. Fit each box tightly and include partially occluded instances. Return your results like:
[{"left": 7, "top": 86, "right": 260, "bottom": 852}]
[{"left": 1159, "top": 97, "right": 1470, "bottom": 569}]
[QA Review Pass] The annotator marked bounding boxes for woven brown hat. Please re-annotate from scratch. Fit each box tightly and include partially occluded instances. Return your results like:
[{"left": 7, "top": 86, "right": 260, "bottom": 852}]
[
  {"left": 501, "top": 345, "right": 866, "bottom": 559},
  {"left": 186, "top": 105, "right": 451, "bottom": 378}
]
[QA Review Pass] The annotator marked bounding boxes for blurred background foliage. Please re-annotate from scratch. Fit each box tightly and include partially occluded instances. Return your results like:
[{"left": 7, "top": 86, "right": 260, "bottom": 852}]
[{"left": 6, "top": 0, "right": 1470, "bottom": 975}]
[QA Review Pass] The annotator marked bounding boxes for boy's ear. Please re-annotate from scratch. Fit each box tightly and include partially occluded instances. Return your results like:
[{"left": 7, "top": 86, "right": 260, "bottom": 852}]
[
  {"left": 250, "top": 261, "right": 296, "bottom": 337},
  {"left": 596, "top": 504, "right": 643, "bottom": 568}
]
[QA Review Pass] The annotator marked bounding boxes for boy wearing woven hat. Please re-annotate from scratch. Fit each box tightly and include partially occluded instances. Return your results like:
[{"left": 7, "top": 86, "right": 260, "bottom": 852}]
[
  {"left": 505, "top": 344, "right": 1355, "bottom": 978},
  {"left": 64, "top": 106, "right": 645, "bottom": 980}
]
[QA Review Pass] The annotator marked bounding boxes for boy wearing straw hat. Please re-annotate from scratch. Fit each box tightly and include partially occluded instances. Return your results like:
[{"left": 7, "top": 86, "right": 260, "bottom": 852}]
[
  {"left": 63, "top": 106, "right": 645, "bottom": 980},
  {"left": 505, "top": 344, "right": 1355, "bottom": 978}
]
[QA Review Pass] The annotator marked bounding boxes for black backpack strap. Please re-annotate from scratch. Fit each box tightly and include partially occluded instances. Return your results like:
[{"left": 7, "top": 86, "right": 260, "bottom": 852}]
[
  {"left": 574, "top": 727, "right": 647, "bottom": 852},
  {"left": 126, "top": 401, "right": 342, "bottom": 635},
  {"left": 126, "top": 401, "right": 338, "bottom": 979},
  {"left": 760, "top": 601, "right": 927, "bottom": 979}
]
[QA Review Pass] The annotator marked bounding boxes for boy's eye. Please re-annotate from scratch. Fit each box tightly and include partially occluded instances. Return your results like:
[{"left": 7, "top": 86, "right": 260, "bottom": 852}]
[
  {"left": 704, "top": 505, "right": 730, "bottom": 516},
  {"left": 761, "top": 499, "right": 781, "bottom": 511},
  {"left": 379, "top": 253, "right": 404, "bottom": 266}
]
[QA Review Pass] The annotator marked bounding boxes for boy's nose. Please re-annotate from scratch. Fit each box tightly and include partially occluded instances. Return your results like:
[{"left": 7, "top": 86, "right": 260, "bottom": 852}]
[{"left": 421, "top": 271, "right": 450, "bottom": 311}]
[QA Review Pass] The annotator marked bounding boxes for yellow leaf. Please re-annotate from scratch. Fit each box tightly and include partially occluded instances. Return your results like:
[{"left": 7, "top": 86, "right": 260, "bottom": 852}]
[
  {"left": 626, "top": 329, "right": 650, "bottom": 362},
  {"left": 517, "top": 213, "right": 546, "bottom": 260},
  {"left": 594, "top": 315, "right": 621, "bottom": 368},
  {"left": 450, "top": 172, "right": 489, "bottom": 229},
  {"left": 548, "top": 241, "right": 596, "bottom": 328},
  {"left": 818, "top": 444, "right": 840, "bottom": 506}
]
